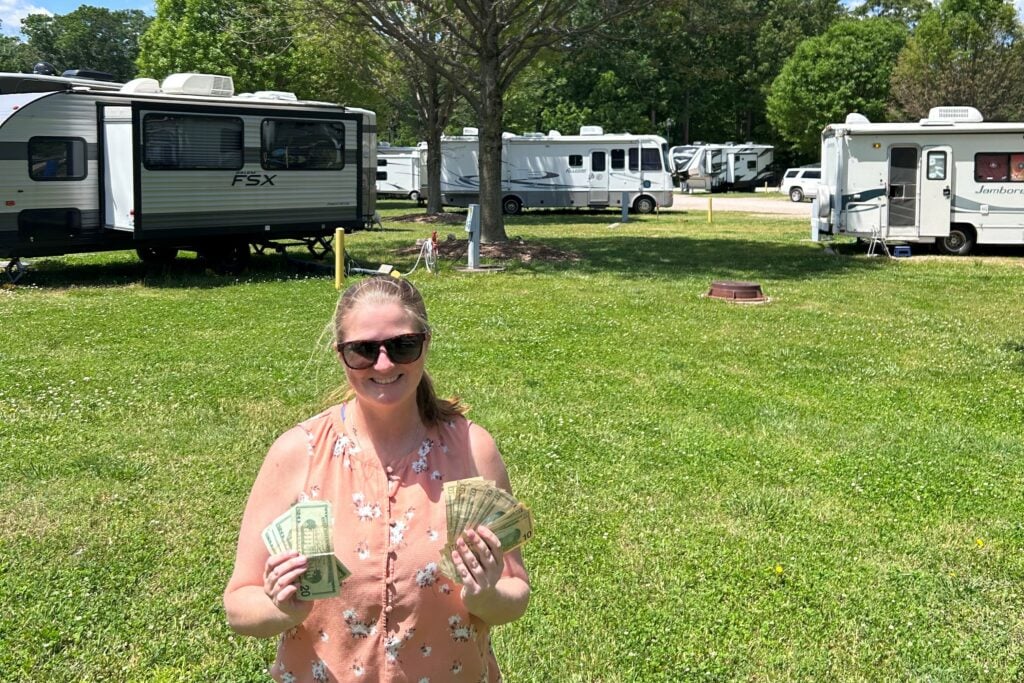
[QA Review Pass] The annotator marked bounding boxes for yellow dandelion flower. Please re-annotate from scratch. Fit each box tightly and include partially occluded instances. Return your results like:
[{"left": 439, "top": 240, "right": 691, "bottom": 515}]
[
  {"left": 775, "top": 564, "right": 784, "bottom": 575},
  {"left": 976, "top": 538, "right": 984, "bottom": 548}
]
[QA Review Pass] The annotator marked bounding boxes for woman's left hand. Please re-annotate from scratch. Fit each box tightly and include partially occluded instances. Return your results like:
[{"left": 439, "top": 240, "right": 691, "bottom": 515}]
[{"left": 452, "top": 525, "right": 504, "bottom": 600}]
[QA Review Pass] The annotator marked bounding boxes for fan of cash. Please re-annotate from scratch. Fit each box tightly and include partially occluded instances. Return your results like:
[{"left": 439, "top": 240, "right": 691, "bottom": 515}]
[
  {"left": 262, "top": 500, "right": 351, "bottom": 600},
  {"left": 439, "top": 477, "right": 534, "bottom": 582}
]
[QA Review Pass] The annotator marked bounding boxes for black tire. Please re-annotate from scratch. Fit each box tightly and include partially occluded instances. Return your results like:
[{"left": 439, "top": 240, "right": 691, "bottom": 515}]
[
  {"left": 408, "top": 190, "right": 421, "bottom": 203},
  {"left": 633, "top": 195, "right": 657, "bottom": 214},
  {"left": 502, "top": 196, "right": 522, "bottom": 215},
  {"left": 136, "top": 246, "right": 179, "bottom": 265},
  {"left": 200, "top": 242, "right": 251, "bottom": 275},
  {"left": 938, "top": 226, "right": 976, "bottom": 256},
  {"left": 789, "top": 187, "right": 804, "bottom": 202}
]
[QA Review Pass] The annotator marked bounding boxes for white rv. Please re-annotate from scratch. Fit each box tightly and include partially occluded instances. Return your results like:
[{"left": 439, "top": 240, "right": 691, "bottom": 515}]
[
  {"left": 814, "top": 107, "right": 1024, "bottom": 255},
  {"left": 436, "top": 127, "right": 673, "bottom": 214},
  {"left": 669, "top": 142, "right": 774, "bottom": 192},
  {"left": 376, "top": 143, "right": 423, "bottom": 202},
  {"left": 0, "top": 70, "right": 376, "bottom": 277}
]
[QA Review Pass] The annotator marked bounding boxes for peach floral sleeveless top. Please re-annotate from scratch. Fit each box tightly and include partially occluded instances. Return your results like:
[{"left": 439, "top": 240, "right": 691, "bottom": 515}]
[{"left": 268, "top": 402, "right": 500, "bottom": 683}]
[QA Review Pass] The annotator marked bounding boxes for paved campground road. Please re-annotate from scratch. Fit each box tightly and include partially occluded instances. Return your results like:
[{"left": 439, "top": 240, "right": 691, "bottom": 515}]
[{"left": 664, "top": 193, "right": 811, "bottom": 217}]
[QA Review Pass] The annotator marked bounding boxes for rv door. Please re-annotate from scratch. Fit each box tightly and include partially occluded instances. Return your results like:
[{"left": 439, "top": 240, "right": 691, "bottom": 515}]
[
  {"left": 589, "top": 150, "right": 609, "bottom": 205},
  {"left": 919, "top": 146, "right": 952, "bottom": 237},
  {"left": 102, "top": 106, "right": 135, "bottom": 231}
]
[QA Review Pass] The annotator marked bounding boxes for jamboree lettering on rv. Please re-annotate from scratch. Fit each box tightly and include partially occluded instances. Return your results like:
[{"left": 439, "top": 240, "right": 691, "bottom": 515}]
[{"left": 231, "top": 171, "right": 277, "bottom": 186}]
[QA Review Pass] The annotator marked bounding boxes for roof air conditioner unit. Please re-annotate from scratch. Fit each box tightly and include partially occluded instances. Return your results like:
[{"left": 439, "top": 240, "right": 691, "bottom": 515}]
[
  {"left": 161, "top": 73, "right": 234, "bottom": 97},
  {"left": 845, "top": 113, "right": 871, "bottom": 124},
  {"left": 253, "top": 90, "right": 298, "bottom": 101},
  {"left": 925, "top": 106, "right": 984, "bottom": 123},
  {"left": 120, "top": 78, "right": 161, "bottom": 94},
  {"left": 462, "top": 127, "right": 479, "bottom": 136},
  {"left": 579, "top": 125, "right": 603, "bottom": 136},
  {"left": 548, "top": 130, "right": 561, "bottom": 137}
]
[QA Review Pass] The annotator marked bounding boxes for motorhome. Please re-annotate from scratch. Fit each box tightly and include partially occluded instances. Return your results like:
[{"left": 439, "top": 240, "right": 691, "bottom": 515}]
[
  {"left": 436, "top": 127, "right": 673, "bottom": 214},
  {"left": 0, "top": 70, "right": 376, "bottom": 279},
  {"left": 376, "top": 143, "right": 422, "bottom": 202},
  {"left": 669, "top": 142, "right": 774, "bottom": 192},
  {"left": 813, "top": 107, "right": 1024, "bottom": 255}
]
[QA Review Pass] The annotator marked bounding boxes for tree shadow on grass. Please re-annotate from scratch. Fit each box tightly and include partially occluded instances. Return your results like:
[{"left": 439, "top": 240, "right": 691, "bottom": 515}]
[
  {"left": 9, "top": 249, "right": 337, "bottom": 290},
  {"left": 492, "top": 234, "right": 884, "bottom": 281}
]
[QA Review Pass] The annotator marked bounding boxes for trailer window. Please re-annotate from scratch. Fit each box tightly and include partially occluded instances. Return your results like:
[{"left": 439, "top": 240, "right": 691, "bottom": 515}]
[
  {"left": 377, "top": 171, "right": 387, "bottom": 180},
  {"left": 611, "top": 149, "right": 625, "bottom": 170},
  {"left": 568, "top": 154, "right": 583, "bottom": 167},
  {"left": 143, "top": 114, "right": 243, "bottom": 170},
  {"left": 262, "top": 119, "right": 345, "bottom": 171},
  {"left": 591, "top": 151, "right": 606, "bottom": 172},
  {"left": 628, "top": 147, "right": 663, "bottom": 172},
  {"left": 927, "top": 151, "right": 947, "bottom": 180},
  {"left": 1012, "top": 154, "right": 1024, "bottom": 181},
  {"left": 29, "top": 137, "right": 86, "bottom": 180},
  {"left": 378, "top": 159, "right": 387, "bottom": 167},
  {"left": 975, "top": 153, "right": 1010, "bottom": 182}
]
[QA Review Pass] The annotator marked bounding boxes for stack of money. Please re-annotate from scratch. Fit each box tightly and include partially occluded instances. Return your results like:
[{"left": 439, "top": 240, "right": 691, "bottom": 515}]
[
  {"left": 262, "top": 500, "right": 351, "bottom": 600},
  {"left": 439, "top": 477, "right": 534, "bottom": 582}
]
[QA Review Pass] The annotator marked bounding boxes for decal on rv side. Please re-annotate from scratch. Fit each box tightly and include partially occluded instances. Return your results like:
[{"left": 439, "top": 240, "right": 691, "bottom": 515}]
[{"left": 231, "top": 172, "right": 277, "bottom": 187}]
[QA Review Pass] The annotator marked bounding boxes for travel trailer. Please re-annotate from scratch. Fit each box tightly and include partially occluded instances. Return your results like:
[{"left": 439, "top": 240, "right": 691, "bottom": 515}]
[
  {"left": 0, "top": 70, "right": 376, "bottom": 279},
  {"left": 813, "top": 107, "right": 1024, "bottom": 255},
  {"left": 436, "top": 127, "right": 673, "bottom": 214},
  {"left": 376, "top": 143, "right": 423, "bottom": 202},
  {"left": 669, "top": 142, "right": 774, "bottom": 192}
]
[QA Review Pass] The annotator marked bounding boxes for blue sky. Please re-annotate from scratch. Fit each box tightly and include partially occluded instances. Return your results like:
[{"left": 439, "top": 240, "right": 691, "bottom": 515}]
[{"left": 1, "top": 0, "right": 155, "bottom": 35}]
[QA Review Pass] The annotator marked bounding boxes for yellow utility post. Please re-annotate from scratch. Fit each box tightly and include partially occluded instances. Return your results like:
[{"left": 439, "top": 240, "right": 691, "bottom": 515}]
[
  {"left": 707, "top": 196, "right": 713, "bottom": 223},
  {"left": 334, "top": 228, "right": 344, "bottom": 290}
]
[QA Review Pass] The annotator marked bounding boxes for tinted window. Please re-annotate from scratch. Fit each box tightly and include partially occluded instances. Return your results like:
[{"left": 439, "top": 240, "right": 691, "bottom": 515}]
[
  {"left": 143, "top": 114, "right": 243, "bottom": 170},
  {"left": 262, "top": 119, "right": 346, "bottom": 171},
  {"left": 785, "top": 170, "right": 798, "bottom": 178},
  {"left": 611, "top": 149, "right": 625, "bottom": 169},
  {"left": 805, "top": 170, "right": 821, "bottom": 180},
  {"left": 29, "top": 137, "right": 86, "bottom": 180},
  {"left": 974, "top": 153, "right": 1024, "bottom": 182},
  {"left": 629, "top": 148, "right": 662, "bottom": 171},
  {"left": 568, "top": 154, "right": 583, "bottom": 167},
  {"left": 377, "top": 171, "right": 387, "bottom": 180},
  {"left": 592, "top": 151, "right": 606, "bottom": 172}
]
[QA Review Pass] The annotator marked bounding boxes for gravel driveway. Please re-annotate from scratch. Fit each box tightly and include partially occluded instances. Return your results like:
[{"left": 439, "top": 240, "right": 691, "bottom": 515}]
[{"left": 663, "top": 192, "right": 811, "bottom": 216}]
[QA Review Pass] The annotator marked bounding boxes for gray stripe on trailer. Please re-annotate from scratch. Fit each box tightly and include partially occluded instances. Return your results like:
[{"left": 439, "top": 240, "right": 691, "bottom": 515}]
[
  {"left": 138, "top": 206, "right": 360, "bottom": 231},
  {"left": 0, "top": 141, "right": 99, "bottom": 160}
]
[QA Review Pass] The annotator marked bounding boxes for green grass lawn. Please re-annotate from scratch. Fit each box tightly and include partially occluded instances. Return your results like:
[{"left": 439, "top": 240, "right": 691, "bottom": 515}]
[{"left": 2, "top": 205, "right": 1023, "bottom": 681}]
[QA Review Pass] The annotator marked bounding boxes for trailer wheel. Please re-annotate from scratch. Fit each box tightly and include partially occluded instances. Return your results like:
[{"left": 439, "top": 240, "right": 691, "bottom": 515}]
[
  {"left": 633, "top": 195, "right": 657, "bottom": 214},
  {"left": 938, "top": 226, "right": 976, "bottom": 256},
  {"left": 409, "top": 190, "right": 421, "bottom": 203},
  {"left": 502, "top": 196, "right": 522, "bottom": 215},
  {"left": 789, "top": 187, "right": 804, "bottom": 202},
  {"left": 136, "top": 246, "right": 179, "bottom": 265}
]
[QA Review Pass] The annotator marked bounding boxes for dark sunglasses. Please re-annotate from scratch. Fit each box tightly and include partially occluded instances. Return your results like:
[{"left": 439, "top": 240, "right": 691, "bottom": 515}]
[{"left": 337, "top": 332, "right": 428, "bottom": 370}]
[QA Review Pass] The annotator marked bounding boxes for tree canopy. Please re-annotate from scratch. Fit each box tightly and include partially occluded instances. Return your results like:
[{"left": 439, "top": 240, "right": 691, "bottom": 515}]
[
  {"left": 889, "top": 0, "right": 1024, "bottom": 120},
  {"left": 766, "top": 18, "right": 908, "bottom": 155},
  {"left": 20, "top": 5, "right": 150, "bottom": 80}
]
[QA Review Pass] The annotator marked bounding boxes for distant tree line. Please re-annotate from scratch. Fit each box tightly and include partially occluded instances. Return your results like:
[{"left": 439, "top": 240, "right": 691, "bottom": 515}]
[{"left": 3, "top": 0, "right": 1024, "bottom": 237}]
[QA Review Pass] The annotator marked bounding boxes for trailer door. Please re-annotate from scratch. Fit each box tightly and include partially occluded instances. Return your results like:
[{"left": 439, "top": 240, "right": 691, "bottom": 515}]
[
  {"left": 919, "top": 146, "right": 952, "bottom": 237},
  {"left": 102, "top": 106, "right": 135, "bottom": 230},
  {"left": 589, "top": 150, "right": 608, "bottom": 205},
  {"left": 887, "top": 146, "right": 918, "bottom": 230}
]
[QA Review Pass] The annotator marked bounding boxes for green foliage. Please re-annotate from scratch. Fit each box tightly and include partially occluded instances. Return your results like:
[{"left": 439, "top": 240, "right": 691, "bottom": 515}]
[
  {"left": 20, "top": 6, "right": 151, "bottom": 81},
  {"left": 2, "top": 209, "right": 1024, "bottom": 680},
  {"left": 767, "top": 18, "right": 908, "bottom": 154},
  {"left": 0, "top": 28, "right": 39, "bottom": 73},
  {"left": 889, "top": 0, "right": 1024, "bottom": 120}
]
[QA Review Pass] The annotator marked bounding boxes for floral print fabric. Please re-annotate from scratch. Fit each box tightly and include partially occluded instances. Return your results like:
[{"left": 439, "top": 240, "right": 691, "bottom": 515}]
[{"left": 268, "top": 403, "right": 499, "bottom": 683}]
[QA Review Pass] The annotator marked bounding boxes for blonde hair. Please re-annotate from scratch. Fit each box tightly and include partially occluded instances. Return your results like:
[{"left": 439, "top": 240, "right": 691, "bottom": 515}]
[{"left": 328, "top": 276, "right": 465, "bottom": 424}]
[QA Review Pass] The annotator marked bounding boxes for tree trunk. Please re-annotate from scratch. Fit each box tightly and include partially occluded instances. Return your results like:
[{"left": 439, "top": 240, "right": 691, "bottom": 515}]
[
  {"left": 477, "top": 14, "right": 508, "bottom": 243},
  {"left": 424, "top": 70, "right": 445, "bottom": 215}
]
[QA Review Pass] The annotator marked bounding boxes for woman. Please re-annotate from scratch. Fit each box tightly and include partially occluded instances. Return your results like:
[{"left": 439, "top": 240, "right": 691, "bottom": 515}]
[{"left": 224, "top": 276, "right": 530, "bottom": 682}]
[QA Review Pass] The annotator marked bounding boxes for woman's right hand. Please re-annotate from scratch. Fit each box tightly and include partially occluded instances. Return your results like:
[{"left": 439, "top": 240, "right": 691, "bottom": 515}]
[{"left": 264, "top": 551, "right": 314, "bottom": 625}]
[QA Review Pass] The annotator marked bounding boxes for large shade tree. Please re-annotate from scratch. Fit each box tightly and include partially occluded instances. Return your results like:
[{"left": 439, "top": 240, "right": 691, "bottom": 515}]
[
  {"left": 888, "top": 0, "right": 1024, "bottom": 121},
  {"left": 0, "top": 25, "right": 40, "bottom": 72},
  {"left": 766, "top": 18, "right": 908, "bottom": 155},
  {"left": 20, "top": 5, "right": 151, "bottom": 81},
  {"left": 339, "top": 0, "right": 648, "bottom": 243}
]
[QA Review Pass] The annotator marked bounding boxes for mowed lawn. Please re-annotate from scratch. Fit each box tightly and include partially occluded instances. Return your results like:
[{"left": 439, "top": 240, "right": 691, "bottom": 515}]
[{"left": 2, "top": 204, "right": 1023, "bottom": 681}]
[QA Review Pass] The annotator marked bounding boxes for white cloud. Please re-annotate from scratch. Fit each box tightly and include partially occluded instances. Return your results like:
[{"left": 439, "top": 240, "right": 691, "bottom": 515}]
[{"left": 0, "top": 0, "right": 52, "bottom": 37}]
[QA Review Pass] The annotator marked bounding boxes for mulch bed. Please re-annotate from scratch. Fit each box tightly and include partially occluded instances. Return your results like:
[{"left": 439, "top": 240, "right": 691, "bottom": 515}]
[{"left": 390, "top": 213, "right": 581, "bottom": 264}]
